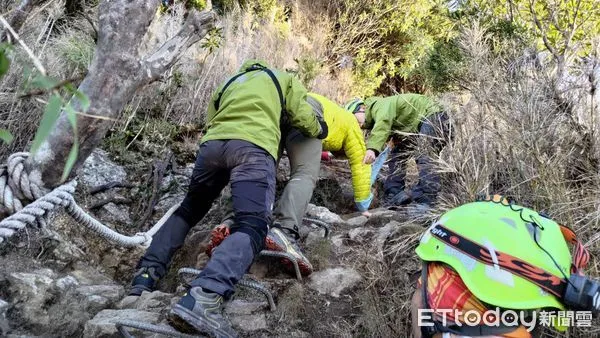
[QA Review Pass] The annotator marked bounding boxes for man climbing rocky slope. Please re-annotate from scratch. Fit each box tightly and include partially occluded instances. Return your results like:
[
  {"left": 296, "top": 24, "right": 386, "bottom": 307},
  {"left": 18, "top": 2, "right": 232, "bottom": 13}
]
[{"left": 0, "top": 148, "right": 427, "bottom": 337}]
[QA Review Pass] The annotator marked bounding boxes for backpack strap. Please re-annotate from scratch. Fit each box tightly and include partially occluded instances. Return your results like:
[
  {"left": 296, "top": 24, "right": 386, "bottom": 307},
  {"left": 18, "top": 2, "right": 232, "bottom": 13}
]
[
  {"left": 213, "top": 64, "right": 286, "bottom": 114},
  {"left": 214, "top": 68, "right": 259, "bottom": 111},
  {"left": 260, "top": 67, "right": 286, "bottom": 114}
]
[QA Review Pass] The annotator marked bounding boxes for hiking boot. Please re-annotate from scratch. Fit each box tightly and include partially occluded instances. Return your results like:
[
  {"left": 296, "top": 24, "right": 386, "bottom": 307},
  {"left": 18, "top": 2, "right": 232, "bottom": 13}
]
[
  {"left": 265, "top": 226, "right": 313, "bottom": 276},
  {"left": 384, "top": 191, "right": 412, "bottom": 207},
  {"left": 129, "top": 267, "right": 160, "bottom": 296},
  {"left": 205, "top": 219, "right": 234, "bottom": 256},
  {"left": 169, "top": 287, "right": 238, "bottom": 338},
  {"left": 405, "top": 203, "right": 433, "bottom": 218}
]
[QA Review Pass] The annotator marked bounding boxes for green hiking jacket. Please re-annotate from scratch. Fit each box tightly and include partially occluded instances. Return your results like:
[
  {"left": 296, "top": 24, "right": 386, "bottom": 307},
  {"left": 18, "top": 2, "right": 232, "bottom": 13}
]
[
  {"left": 364, "top": 94, "right": 442, "bottom": 152},
  {"left": 201, "top": 60, "right": 322, "bottom": 160}
]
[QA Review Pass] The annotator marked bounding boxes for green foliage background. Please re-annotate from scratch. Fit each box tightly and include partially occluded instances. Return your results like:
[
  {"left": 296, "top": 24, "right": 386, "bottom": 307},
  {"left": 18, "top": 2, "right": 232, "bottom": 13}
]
[{"left": 161, "top": 0, "right": 599, "bottom": 97}]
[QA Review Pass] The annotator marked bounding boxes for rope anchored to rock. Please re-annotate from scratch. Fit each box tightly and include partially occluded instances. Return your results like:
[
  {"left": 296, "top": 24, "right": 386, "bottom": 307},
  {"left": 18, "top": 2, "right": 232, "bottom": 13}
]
[
  {"left": 0, "top": 152, "right": 174, "bottom": 247},
  {"left": 0, "top": 152, "right": 333, "bottom": 250}
]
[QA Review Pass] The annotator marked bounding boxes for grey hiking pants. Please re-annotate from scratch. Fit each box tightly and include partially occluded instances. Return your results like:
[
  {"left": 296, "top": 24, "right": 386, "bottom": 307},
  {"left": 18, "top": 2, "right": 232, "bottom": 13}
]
[
  {"left": 273, "top": 128, "right": 322, "bottom": 238},
  {"left": 137, "top": 139, "right": 276, "bottom": 298}
]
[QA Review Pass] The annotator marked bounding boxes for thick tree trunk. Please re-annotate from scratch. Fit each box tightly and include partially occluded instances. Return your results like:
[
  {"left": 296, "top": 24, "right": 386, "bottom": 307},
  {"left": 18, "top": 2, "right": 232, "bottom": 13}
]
[{"left": 25, "top": 0, "right": 215, "bottom": 188}]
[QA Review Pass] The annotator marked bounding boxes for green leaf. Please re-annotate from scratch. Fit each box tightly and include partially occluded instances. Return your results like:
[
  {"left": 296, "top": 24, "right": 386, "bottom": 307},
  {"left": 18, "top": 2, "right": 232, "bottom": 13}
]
[
  {"left": 61, "top": 141, "right": 79, "bottom": 182},
  {"left": 63, "top": 83, "right": 76, "bottom": 94},
  {"left": 31, "top": 74, "right": 59, "bottom": 90},
  {"left": 0, "top": 50, "right": 10, "bottom": 80},
  {"left": 60, "top": 100, "right": 79, "bottom": 182},
  {"left": 65, "top": 101, "right": 78, "bottom": 128},
  {"left": 73, "top": 90, "right": 90, "bottom": 112},
  {"left": 30, "top": 94, "right": 62, "bottom": 155},
  {"left": 0, "top": 129, "right": 13, "bottom": 144},
  {"left": 21, "top": 66, "right": 32, "bottom": 83}
]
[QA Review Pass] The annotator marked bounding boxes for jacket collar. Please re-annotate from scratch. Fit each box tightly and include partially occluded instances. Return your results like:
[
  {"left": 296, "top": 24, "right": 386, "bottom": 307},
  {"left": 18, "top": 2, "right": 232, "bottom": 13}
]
[{"left": 239, "top": 59, "right": 270, "bottom": 72}]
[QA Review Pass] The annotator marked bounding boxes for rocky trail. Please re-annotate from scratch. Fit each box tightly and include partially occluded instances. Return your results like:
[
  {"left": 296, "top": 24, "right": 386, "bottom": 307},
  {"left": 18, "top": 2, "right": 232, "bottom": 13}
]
[{"left": 0, "top": 150, "right": 429, "bottom": 338}]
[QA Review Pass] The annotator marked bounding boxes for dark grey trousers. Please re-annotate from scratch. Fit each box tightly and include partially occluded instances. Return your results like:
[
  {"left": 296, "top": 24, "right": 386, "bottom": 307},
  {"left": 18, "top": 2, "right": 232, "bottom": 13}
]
[
  {"left": 137, "top": 139, "right": 275, "bottom": 298},
  {"left": 383, "top": 112, "right": 452, "bottom": 204}
]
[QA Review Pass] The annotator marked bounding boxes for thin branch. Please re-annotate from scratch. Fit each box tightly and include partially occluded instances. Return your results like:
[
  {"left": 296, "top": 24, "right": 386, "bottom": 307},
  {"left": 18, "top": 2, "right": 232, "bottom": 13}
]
[
  {"left": 90, "top": 181, "right": 135, "bottom": 195},
  {"left": 89, "top": 196, "right": 132, "bottom": 209},
  {"left": 563, "top": 0, "right": 583, "bottom": 53},
  {"left": 547, "top": 0, "right": 564, "bottom": 39},
  {"left": 528, "top": 0, "right": 560, "bottom": 61},
  {"left": 74, "top": 111, "right": 118, "bottom": 121},
  {"left": 134, "top": 151, "right": 173, "bottom": 228},
  {"left": 18, "top": 75, "right": 85, "bottom": 98},
  {"left": 0, "top": 0, "right": 43, "bottom": 42}
]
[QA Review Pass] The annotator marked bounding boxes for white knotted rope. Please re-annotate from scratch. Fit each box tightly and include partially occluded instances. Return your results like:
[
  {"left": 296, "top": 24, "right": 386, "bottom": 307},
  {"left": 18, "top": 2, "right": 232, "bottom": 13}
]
[{"left": 0, "top": 152, "right": 175, "bottom": 247}]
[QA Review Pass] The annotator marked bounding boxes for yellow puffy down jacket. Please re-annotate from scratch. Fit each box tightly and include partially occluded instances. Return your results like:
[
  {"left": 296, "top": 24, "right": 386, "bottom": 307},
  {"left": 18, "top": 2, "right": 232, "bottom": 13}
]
[{"left": 308, "top": 93, "right": 372, "bottom": 206}]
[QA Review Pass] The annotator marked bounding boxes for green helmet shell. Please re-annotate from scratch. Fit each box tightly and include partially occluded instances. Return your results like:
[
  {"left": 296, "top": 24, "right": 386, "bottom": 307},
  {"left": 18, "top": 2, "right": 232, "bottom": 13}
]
[{"left": 415, "top": 200, "right": 572, "bottom": 310}]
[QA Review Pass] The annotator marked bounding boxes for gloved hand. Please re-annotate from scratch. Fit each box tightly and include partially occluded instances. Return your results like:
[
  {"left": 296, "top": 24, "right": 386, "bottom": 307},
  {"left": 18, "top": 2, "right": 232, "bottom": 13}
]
[
  {"left": 355, "top": 192, "right": 374, "bottom": 212},
  {"left": 321, "top": 151, "right": 334, "bottom": 162}
]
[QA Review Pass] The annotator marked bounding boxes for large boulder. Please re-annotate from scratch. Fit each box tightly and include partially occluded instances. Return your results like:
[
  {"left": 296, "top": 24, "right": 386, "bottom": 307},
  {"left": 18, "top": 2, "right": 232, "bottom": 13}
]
[
  {"left": 83, "top": 309, "right": 160, "bottom": 338},
  {"left": 7, "top": 269, "right": 57, "bottom": 327},
  {"left": 308, "top": 267, "right": 362, "bottom": 297},
  {"left": 305, "top": 204, "right": 344, "bottom": 224},
  {"left": 78, "top": 149, "right": 127, "bottom": 191},
  {"left": 3, "top": 266, "right": 126, "bottom": 337},
  {"left": 225, "top": 300, "right": 268, "bottom": 332}
]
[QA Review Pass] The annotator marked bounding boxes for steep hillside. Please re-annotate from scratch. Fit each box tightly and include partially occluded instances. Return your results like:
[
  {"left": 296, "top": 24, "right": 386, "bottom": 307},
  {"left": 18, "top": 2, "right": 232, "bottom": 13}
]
[{"left": 0, "top": 0, "right": 599, "bottom": 337}]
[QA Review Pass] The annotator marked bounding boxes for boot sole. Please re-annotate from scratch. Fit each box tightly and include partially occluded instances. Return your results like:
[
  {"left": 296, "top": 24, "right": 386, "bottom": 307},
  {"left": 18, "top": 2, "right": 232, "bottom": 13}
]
[
  {"left": 169, "top": 304, "right": 237, "bottom": 338},
  {"left": 128, "top": 285, "right": 153, "bottom": 297}
]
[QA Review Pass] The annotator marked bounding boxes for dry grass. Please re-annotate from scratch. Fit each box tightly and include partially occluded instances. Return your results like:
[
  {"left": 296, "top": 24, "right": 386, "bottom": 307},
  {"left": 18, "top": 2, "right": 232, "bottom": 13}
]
[
  {"left": 0, "top": 1, "right": 72, "bottom": 159},
  {"left": 121, "top": 2, "right": 348, "bottom": 129}
]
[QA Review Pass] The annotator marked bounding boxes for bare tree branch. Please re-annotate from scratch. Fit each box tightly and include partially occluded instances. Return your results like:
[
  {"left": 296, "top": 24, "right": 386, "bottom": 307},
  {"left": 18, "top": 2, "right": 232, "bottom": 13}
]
[
  {"left": 90, "top": 181, "right": 134, "bottom": 195},
  {"left": 143, "top": 10, "right": 216, "bottom": 81},
  {"left": 528, "top": 0, "right": 560, "bottom": 61},
  {"left": 19, "top": 75, "right": 85, "bottom": 98},
  {"left": 564, "top": 0, "right": 583, "bottom": 53}
]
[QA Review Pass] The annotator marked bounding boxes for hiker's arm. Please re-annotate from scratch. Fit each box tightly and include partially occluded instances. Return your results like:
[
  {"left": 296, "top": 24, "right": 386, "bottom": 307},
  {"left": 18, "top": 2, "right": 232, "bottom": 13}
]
[
  {"left": 365, "top": 102, "right": 395, "bottom": 153},
  {"left": 344, "top": 122, "right": 373, "bottom": 212},
  {"left": 285, "top": 76, "right": 326, "bottom": 139}
]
